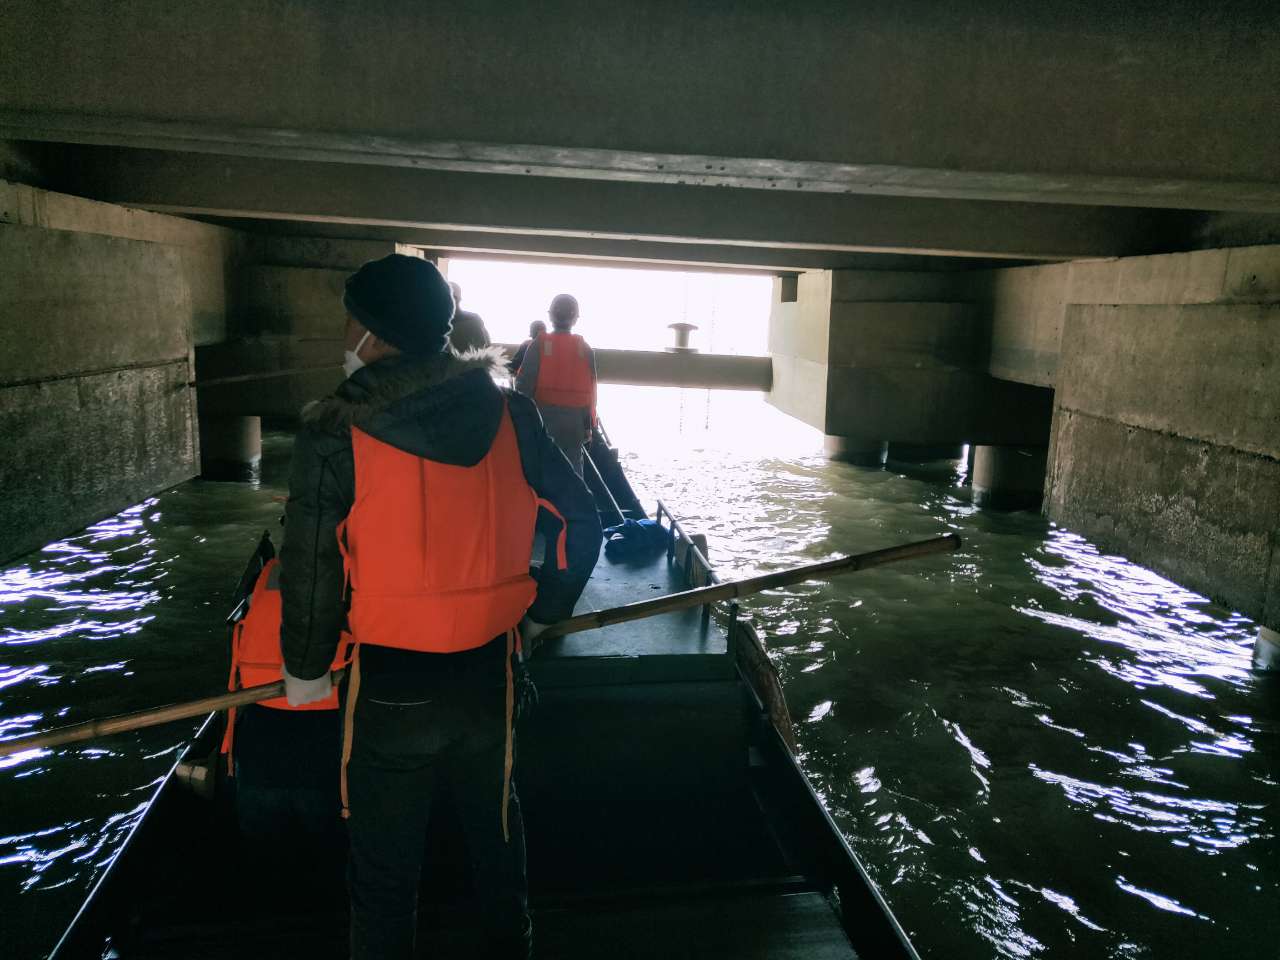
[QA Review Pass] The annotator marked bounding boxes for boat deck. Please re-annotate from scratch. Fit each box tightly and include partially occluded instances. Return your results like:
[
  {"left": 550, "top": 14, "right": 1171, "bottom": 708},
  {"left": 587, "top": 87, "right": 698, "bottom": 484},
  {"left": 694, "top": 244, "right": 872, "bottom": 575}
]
[
  {"left": 523, "top": 547, "right": 771, "bottom": 895},
  {"left": 533, "top": 540, "right": 732, "bottom": 685}
]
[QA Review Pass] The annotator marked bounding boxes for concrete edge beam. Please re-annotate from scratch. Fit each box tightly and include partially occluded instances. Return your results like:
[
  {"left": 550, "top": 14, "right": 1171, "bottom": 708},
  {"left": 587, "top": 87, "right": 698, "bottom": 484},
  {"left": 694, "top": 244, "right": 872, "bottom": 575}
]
[
  {"left": 48, "top": 147, "right": 1203, "bottom": 262},
  {"left": 6, "top": 110, "right": 1280, "bottom": 213},
  {"left": 0, "top": 176, "right": 235, "bottom": 249}
]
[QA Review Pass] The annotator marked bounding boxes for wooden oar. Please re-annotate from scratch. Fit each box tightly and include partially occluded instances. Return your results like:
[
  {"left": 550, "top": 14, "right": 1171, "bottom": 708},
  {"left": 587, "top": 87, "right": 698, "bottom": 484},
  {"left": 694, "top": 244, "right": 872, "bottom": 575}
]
[{"left": 0, "top": 532, "right": 958, "bottom": 758}]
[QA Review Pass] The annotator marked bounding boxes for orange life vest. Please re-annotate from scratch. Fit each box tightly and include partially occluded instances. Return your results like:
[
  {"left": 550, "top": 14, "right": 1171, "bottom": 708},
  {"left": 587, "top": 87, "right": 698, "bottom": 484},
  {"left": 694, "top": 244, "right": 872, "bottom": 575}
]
[
  {"left": 219, "top": 557, "right": 349, "bottom": 771},
  {"left": 531, "top": 332, "right": 596, "bottom": 421},
  {"left": 340, "top": 404, "right": 566, "bottom": 655}
]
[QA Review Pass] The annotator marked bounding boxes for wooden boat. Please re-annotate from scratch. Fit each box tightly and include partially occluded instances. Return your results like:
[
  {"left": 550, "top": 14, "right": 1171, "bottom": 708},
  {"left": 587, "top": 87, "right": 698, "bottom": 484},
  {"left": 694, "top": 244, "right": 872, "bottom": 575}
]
[{"left": 47, "top": 430, "right": 921, "bottom": 960}]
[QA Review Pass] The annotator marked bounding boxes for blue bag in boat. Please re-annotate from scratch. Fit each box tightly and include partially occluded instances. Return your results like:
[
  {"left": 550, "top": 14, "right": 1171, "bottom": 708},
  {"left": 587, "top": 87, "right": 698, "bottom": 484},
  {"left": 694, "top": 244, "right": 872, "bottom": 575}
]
[{"left": 603, "top": 518, "right": 670, "bottom": 561}]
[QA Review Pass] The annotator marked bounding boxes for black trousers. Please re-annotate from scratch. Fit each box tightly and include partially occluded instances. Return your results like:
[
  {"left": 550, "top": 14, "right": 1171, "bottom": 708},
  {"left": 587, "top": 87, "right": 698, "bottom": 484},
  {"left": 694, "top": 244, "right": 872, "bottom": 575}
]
[{"left": 345, "top": 664, "right": 528, "bottom": 960}]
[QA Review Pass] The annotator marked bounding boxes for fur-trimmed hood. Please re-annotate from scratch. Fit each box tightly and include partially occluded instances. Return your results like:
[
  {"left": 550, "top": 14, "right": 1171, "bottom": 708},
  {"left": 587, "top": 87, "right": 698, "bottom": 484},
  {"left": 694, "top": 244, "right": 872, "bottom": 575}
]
[{"left": 302, "top": 346, "right": 512, "bottom": 467}]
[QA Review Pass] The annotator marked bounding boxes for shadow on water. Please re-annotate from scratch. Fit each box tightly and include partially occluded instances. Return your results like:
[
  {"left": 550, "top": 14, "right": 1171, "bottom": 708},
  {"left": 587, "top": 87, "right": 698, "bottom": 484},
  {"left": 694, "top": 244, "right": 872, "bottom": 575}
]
[{"left": 1, "top": 391, "right": 1277, "bottom": 959}]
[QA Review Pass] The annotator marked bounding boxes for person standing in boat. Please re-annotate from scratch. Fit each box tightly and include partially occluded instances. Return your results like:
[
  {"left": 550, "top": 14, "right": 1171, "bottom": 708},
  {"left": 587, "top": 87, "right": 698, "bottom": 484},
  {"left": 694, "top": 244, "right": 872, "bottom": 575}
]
[
  {"left": 447, "top": 280, "right": 492, "bottom": 354},
  {"left": 515, "top": 294, "right": 597, "bottom": 477},
  {"left": 278, "top": 254, "right": 601, "bottom": 960},
  {"left": 509, "top": 319, "right": 546, "bottom": 374}
]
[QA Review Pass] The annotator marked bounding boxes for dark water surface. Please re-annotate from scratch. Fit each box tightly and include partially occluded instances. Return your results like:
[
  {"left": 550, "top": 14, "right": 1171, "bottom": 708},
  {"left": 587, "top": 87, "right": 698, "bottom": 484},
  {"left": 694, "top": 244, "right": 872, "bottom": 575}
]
[{"left": 2, "top": 389, "right": 1277, "bottom": 958}]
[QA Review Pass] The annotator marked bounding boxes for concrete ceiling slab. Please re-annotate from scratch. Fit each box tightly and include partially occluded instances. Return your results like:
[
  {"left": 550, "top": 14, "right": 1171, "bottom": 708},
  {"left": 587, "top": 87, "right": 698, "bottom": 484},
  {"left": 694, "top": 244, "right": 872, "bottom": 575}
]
[
  {"left": 2, "top": 1, "right": 1277, "bottom": 211},
  {"left": 4, "top": 110, "right": 1279, "bottom": 214}
]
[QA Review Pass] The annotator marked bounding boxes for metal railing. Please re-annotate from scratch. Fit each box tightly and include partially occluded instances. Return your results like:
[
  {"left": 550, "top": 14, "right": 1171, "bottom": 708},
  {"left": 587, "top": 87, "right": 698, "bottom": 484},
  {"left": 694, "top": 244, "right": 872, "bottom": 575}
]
[
  {"left": 654, "top": 498, "right": 722, "bottom": 629},
  {"left": 653, "top": 498, "right": 797, "bottom": 752}
]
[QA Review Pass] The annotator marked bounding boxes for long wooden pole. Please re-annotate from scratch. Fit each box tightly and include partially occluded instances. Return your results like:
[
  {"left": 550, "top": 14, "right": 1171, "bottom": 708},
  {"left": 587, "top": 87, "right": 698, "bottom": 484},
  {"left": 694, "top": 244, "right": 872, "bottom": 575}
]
[
  {"left": 582, "top": 447, "right": 627, "bottom": 526},
  {"left": 0, "top": 533, "right": 958, "bottom": 758},
  {"left": 536, "top": 532, "right": 959, "bottom": 640}
]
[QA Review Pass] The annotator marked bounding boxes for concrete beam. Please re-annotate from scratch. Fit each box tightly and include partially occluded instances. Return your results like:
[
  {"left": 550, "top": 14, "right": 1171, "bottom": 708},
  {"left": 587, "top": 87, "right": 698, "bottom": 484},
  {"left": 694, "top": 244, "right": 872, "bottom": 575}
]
[
  {"left": 7, "top": 110, "right": 1280, "bottom": 215},
  {"left": 197, "top": 342, "right": 771, "bottom": 420},
  {"left": 0, "top": 224, "right": 191, "bottom": 385},
  {"left": 2, "top": 1, "right": 1278, "bottom": 210},
  {"left": 766, "top": 270, "right": 1054, "bottom": 449},
  {"left": 962, "top": 245, "right": 1280, "bottom": 387},
  {"left": 504, "top": 345, "right": 772, "bottom": 392},
  {"left": 216, "top": 217, "right": 1021, "bottom": 274},
  {"left": 49, "top": 147, "right": 1200, "bottom": 263},
  {"left": 1057, "top": 304, "right": 1279, "bottom": 460}
]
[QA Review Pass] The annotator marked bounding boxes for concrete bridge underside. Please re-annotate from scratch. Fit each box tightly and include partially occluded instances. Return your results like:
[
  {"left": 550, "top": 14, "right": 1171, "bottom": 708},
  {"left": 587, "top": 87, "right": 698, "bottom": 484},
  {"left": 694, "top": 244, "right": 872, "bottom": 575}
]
[{"left": 0, "top": 1, "right": 1278, "bottom": 639}]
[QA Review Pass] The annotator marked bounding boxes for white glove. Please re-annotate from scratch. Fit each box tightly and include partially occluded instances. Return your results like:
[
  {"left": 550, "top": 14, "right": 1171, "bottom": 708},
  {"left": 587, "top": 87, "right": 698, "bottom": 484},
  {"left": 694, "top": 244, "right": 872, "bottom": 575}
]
[
  {"left": 282, "top": 662, "right": 333, "bottom": 707},
  {"left": 519, "top": 617, "right": 552, "bottom": 647}
]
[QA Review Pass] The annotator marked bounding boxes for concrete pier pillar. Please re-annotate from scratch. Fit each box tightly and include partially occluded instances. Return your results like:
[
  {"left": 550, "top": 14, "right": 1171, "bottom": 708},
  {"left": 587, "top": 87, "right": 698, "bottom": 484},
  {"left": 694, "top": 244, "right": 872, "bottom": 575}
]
[
  {"left": 972, "top": 445, "right": 1047, "bottom": 510},
  {"left": 199, "top": 415, "right": 262, "bottom": 481},
  {"left": 888, "top": 443, "right": 966, "bottom": 463},
  {"left": 823, "top": 435, "right": 888, "bottom": 467},
  {"left": 1254, "top": 626, "right": 1280, "bottom": 673}
]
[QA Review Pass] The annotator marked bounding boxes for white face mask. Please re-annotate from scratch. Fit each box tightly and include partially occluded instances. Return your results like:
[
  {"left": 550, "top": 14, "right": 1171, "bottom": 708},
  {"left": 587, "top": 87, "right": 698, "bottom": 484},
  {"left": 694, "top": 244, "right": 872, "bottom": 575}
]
[{"left": 343, "top": 331, "right": 372, "bottom": 378}]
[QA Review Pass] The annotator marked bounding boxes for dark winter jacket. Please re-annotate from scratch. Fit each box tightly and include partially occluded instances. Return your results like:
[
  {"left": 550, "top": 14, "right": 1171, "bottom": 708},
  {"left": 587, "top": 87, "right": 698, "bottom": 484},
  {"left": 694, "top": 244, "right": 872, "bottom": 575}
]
[{"left": 279, "top": 346, "right": 601, "bottom": 687}]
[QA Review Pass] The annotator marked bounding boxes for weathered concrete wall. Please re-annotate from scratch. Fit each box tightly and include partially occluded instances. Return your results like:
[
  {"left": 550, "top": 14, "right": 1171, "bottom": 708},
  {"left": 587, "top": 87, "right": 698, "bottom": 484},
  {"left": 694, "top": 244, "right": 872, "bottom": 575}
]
[
  {"left": 0, "top": 180, "right": 244, "bottom": 562},
  {"left": 195, "top": 236, "right": 414, "bottom": 421},
  {"left": 825, "top": 301, "right": 982, "bottom": 443},
  {"left": 959, "top": 244, "right": 1280, "bottom": 624},
  {"left": 767, "top": 269, "right": 1053, "bottom": 449},
  {"left": 240, "top": 265, "right": 348, "bottom": 338},
  {"left": 250, "top": 235, "right": 411, "bottom": 272},
  {"left": 0, "top": 140, "right": 47, "bottom": 186},
  {"left": 1047, "top": 303, "right": 1280, "bottom": 630}
]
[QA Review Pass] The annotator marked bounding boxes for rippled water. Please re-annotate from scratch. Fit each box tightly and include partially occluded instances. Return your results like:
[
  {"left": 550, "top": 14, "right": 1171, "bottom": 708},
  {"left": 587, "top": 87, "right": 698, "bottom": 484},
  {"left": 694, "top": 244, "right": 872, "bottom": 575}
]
[
  {"left": 1, "top": 388, "right": 1277, "bottom": 959},
  {"left": 608, "top": 387, "right": 1279, "bottom": 959},
  {"left": 0, "top": 448, "right": 291, "bottom": 957}
]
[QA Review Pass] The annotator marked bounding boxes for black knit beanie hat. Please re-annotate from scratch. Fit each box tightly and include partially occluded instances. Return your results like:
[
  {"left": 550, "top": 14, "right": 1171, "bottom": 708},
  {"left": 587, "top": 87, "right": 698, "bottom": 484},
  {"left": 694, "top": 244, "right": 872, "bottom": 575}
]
[{"left": 342, "top": 254, "right": 455, "bottom": 356}]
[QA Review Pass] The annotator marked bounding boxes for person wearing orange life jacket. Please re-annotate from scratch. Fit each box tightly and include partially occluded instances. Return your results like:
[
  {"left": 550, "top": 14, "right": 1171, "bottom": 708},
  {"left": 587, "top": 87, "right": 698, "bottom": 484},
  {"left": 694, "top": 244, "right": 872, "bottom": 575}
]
[
  {"left": 219, "top": 541, "right": 347, "bottom": 856},
  {"left": 515, "top": 293, "right": 597, "bottom": 477},
  {"left": 278, "top": 255, "right": 601, "bottom": 960}
]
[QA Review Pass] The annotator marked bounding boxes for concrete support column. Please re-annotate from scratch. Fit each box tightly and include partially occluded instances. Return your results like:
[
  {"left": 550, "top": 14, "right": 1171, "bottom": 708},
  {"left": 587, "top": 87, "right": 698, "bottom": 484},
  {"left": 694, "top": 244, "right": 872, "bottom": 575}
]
[
  {"left": 972, "top": 445, "right": 1047, "bottom": 510},
  {"left": 1254, "top": 626, "right": 1280, "bottom": 673},
  {"left": 823, "top": 435, "right": 888, "bottom": 467},
  {"left": 888, "top": 443, "right": 966, "bottom": 463},
  {"left": 199, "top": 415, "right": 262, "bottom": 481}
]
